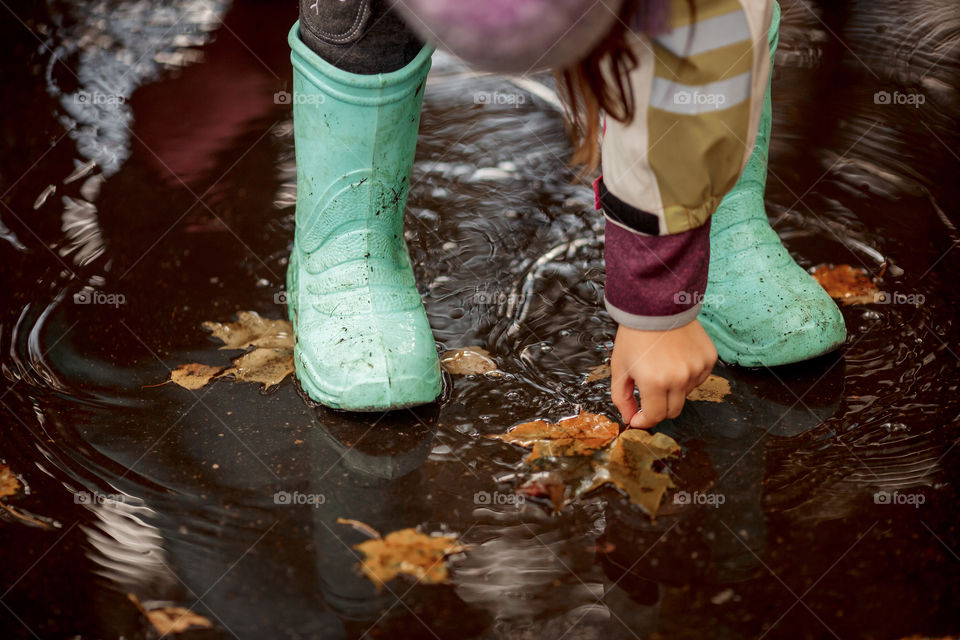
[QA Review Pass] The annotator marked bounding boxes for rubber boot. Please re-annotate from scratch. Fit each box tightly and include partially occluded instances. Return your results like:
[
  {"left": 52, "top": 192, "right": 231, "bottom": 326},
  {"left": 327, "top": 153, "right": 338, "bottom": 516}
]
[
  {"left": 697, "top": 3, "right": 846, "bottom": 367},
  {"left": 286, "top": 22, "right": 441, "bottom": 410}
]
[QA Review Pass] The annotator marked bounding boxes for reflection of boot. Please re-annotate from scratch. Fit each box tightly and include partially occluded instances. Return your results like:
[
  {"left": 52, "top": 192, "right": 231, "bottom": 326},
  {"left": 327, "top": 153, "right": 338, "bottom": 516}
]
[
  {"left": 286, "top": 22, "right": 441, "bottom": 410},
  {"left": 698, "top": 2, "right": 847, "bottom": 367}
]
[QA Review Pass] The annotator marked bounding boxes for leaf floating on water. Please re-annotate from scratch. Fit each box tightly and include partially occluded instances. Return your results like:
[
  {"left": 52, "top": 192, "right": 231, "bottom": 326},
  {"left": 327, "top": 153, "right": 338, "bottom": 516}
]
[
  {"left": 169, "top": 363, "right": 224, "bottom": 390},
  {"left": 0, "top": 463, "right": 56, "bottom": 529},
  {"left": 687, "top": 375, "right": 731, "bottom": 403},
  {"left": 217, "top": 347, "right": 294, "bottom": 391},
  {"left": 344, "top": 521, "right": 466, "bottom": 589},
  {"left": 156, "top": 312, "right": 295, "bottom": 392},
  {"left": 584, "top": 363, "right": 610, "bottom": 383},
  {"left": 491, "top": 411, "right": 620, "bottom": 464},
  {"left": 203, "top": 311, "right": 293, "bottom": 350},
  {"left": 127, "top": 594, "right": 213, "bottom": 635},
  {"left": 0, "top": 464, "right": 21, "bottom": 498},
  {"left": 440, "top": 346, "right": 499, "bottom": 375},
  {"left": 577, "top": 429, "right": 681, "bottom": 518},
  {"left": 810, "top": 264, "right": 880, "bottom": 305}
]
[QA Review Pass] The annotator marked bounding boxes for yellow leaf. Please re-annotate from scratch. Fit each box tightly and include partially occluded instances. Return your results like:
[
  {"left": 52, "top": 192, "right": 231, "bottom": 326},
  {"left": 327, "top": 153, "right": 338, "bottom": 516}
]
[
  {"left": 217, "top": 347, "right": 294, "bottom": 391},
  {"left": 203, "top": 311, "right": 293, "bottom": 350},
  {"left": 349, "top": 525, "right": 465, "bottom": 589},
  {"left": 169, "top": 363, "right": 224, "bottom": 390},
  {"left": 127, "top": 593, "right": 212, "bottom": 635},
  {"left": 0, "top": 464, "right": 21, "bottom": 498}
]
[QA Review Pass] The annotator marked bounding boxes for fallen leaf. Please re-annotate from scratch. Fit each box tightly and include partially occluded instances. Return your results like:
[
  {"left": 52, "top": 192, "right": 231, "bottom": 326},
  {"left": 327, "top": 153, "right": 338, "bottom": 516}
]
[
  {"left": 217, "top": 347, "right": 294, "bottom": 391},
  {"left": 440, "top": 346, "right": 499, "bottom": 375},
  {"left": 0, "top": 463, "right": 56, "bottom": 529},
  {"left": 810, "top": 264, "right": 880, "bottom": 305},
  {"left": 687, "top": 375, "right": 731, "bottom": 402},
  {"left": 0, "top": 464, "right": 20, "bottom": 498},
  {"left": 348, "top": 525, "right": 466, "bottom": 589},
  {"left": 169, "top": 363, "right": 224, "bottom": 390},
  {"left": 584, "top": 363, "right": 610, "bottom": 383},
  {"left": 203, "top": 311, "right": 293, "bottom": 350},
  {"left": 577, "top": 429, "right": 681, "bottom": 518},
  {"left": 490, "top": 411, "right": 620, "bottom": 464},
  {"left": 128, "top": 593, "right": 213, "bottom": 635}
]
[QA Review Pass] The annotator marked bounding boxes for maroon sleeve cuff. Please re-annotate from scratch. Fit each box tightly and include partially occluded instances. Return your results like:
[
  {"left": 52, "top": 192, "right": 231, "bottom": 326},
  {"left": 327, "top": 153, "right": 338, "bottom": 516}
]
[{"left": 603, "top": 218, "right": 711, "bottom": 331}]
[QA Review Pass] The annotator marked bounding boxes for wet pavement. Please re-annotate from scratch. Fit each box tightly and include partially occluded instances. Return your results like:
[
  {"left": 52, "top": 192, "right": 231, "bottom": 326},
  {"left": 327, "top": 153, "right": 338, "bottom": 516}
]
[{"left": 2, "top": 0, "right": 960, "bottom": 638}]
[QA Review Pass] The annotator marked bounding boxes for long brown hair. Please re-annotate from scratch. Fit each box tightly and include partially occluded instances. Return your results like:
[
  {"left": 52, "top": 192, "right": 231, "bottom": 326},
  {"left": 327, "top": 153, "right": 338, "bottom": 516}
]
[{"left": 555, "top": 0, "right": 683, "bottom": 176}]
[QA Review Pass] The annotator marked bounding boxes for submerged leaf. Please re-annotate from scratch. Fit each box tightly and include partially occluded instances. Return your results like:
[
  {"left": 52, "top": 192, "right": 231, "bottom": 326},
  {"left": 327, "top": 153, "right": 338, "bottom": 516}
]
[
  {"left": 0, "top": 464, "right": 20, "bottom": 498},
  {"left": 128, "top": 594, "right": 213, "bottom": 635},
  {"left": 578, "top": 429, "right": 681, "bottom": 518},
  {"left": 203, "top": 311, "right": 293, "bottom": 350},
  {"left": 440, "top": 346, "right": 499, "bottom": 375},
  {"left": 169, "top": 363, "right": 224, "bottom": 390},
  {"left": 810, "top": 264, "right": 880, "bottom": 305},
  {"left": 491, "top": 411, "right": 620, "bottom": 464},
  {"left": 350, "top": 526, "right": 465, "bottom": 588},
  {"left": 686, "top": 375, "right": 731, "bottom": 403},
  {"left": 584, "top": 363, "right": 610, "bottom": 383}
]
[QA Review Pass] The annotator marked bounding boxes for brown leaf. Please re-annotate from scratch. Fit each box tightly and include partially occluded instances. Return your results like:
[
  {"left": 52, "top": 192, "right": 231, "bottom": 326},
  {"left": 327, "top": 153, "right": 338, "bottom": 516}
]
[
  {"left": 0, "top": 464, "right": 21, "bottom": 498},
  {"left": 203, "top": 311, "right": 293, "bottom": 350},
  {"left": 686, "top": 374, "right": 731, "bottom": 403},
  {"left": 350, "top": 526, "right": 466, "bottom": 589},
  {"left": 127, "top": 593, "right": 212, "bottom": 635},
  {"left": 169, "top": 363, "right": 224, "bottom": 390},
  {"left": 440, "top": 347, "right": 499, "bottom": 375},
  {"left": 217, "top": 347, "right": 294, "bottom": 391},
  {"left": 577, "top": 429, "right": 681, "bottom": 518},
  {"left": 584, "top": 363, "right": 610, "bottom": 383},
  {"left": 490, "top": 411, "right": 620, "bottom": 464},
  {"left": 810, "top": 264, "right": 880, "bottom": 305}
]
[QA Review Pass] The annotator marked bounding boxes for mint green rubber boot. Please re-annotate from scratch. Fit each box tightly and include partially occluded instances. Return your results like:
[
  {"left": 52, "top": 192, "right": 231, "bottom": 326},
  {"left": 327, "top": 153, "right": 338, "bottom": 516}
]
[
  {"left": 286, "top": 23, "right": 441, "bottom": 411},
  {"left": 697, "top": 3, "right": 846, "bottom": 367}
]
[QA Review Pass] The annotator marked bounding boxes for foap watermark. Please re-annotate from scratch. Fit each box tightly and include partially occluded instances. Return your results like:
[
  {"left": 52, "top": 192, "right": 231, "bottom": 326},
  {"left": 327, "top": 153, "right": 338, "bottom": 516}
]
[
  {"left": 274, "top": 90, "right": 325, "bottom": 106},
  {"left": 73, "top": 289, "right": 125, "bottom": 308},
  {"left": 673, "top": 291, "right": 725, "bottom": 306},
  {"left": 74, "top": 491, "right": 125, "bottom": 505},
  {"left": 74, "top": 90, "right": 125, "bottom": 106},
  {"left": 873, "top": 291, "right": 925, "bottom": 306},
  {"left": 474, "top": 490, "right": 525, "bottom": 506},
  {"left": 274, "top": 490, "right": 327, "bottom": 507},
  {"left": 874, "top": 490, "right": 925, "bottom": 508},
  {"left": 473, "top": 287, "right": 526, "bottom": 307},
  {"left": 673, "top": 490, "right": 726, "bottom": 507},
  {"left": 874, "top": 90, "right": 925, "bottom": 108},
  {"left": 674, "top": 90, "right": 726, "bottom": 109},
  {"left": 474, "top": 91, "right": 526, "bottom": 108}
]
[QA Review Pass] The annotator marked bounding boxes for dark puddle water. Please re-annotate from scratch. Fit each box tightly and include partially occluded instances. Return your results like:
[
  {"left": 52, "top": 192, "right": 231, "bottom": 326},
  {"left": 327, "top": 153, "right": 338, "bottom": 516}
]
[{"left": 2, "top": 0, "right": 960, "bottom": 638}]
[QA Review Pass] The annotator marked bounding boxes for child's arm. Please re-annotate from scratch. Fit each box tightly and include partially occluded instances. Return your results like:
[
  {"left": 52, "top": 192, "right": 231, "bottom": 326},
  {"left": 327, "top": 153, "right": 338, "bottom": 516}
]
[
  {"left": 602, "top": 191, "right": 717, "bottom": 428},
  {"left": 597, "top": 0, "right": 775, "bottom": 427}
]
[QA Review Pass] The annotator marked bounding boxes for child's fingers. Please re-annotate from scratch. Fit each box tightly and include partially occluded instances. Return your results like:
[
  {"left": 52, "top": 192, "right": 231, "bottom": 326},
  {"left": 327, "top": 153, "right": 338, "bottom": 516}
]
[
  {"left": 610, "top": 370, "right": 639, "bottom": 424},
  {"left": 631, "top": 383, "right": 667, "bottom": 429},
  {"left": 666, "top": 387, "right": 686, "bottom": 419}
]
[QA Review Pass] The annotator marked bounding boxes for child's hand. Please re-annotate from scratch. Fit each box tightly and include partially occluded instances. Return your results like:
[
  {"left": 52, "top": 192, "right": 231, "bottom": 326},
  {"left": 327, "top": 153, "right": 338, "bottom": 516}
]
[{"left": 610, "top": 320, "right": 718, "bottom": 429}]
